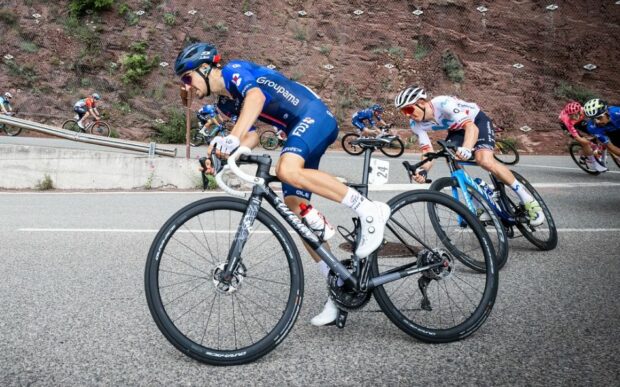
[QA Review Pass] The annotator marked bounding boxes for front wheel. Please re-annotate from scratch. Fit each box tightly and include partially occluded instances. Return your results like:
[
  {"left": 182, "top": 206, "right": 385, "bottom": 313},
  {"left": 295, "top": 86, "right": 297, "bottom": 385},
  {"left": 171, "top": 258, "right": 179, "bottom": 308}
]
[
  {"left": 62, "top": 119, "right": 83, "bottom": 133},
  {"left": 341, "top": 133, "right": 364, "bottom": 156},
  {"left": 3, "top": 124, "right": 22, "bottom": 136},
  {"left": 507, "top": 171, "right": 558, "bottom": 250},
  {"left": 145, "top": 197, "right": 303, "bottom": 365},
  {"left": 568, "top": 142, "right": 600, "bottom": 175},
  {"left": 430, "top": 177, "right": 509, "bottom": 271},
  {"left": 190, "top": 131, "right": 205, "bottom": 147},
  {"left": 372, "top": 190, "right": 498, "bottom": 343},
  {"left": 260, "top": 130, "right": 279, "bottom": 150},
  {"left": 379, "top": 137, "right": 405, "bottom": 158},
  {"left": 90, "top": 121, "right": 111, "bottom": 137},
  {"left": 493, "top": 140, "right": 519, "bottom": 165}
]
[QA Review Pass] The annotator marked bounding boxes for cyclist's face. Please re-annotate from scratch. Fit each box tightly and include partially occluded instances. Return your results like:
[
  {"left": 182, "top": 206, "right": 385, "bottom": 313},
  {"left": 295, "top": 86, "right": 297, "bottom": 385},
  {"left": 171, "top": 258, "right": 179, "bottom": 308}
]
[
  {"left": 569, "top": 113, "right": 580, "bottom": 121},
  {"left": 401, "top": 104, "right": 425, "bottom": 121},
  {"left": 594, "top": 113, "right": 610, "bottom": 126},
  {"left": 181, "top": 70, "right": 208, "bottom": 98}
]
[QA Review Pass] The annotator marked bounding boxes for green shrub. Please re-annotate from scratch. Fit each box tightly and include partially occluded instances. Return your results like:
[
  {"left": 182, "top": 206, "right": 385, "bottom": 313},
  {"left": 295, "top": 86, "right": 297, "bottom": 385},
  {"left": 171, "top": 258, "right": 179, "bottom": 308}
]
[
  {"left": 163, "top": 12, "right": 176, "bottom": 26},
  {"left": 441, "top": 50, "right": 465, "bottom": 83},
  {"left": 120, "top": 42, "right": 157, "bottom": 84},
  {"left": 293, "top": 27, "right": 307, "bottom": 41},
  {"left": 215, "top": 22, "right": 228, "bottom": 32},
  {"left": 414, "top": 43, "right": 430, "bottom": 60},
  {"left": 387, "top": 46, "right": 404, "bottom": 60},
  {"left": 501, "top": 137, "right": 519, "bottom": 148},
  {"left": 3, "top": 60, "right": 38, "bottom": 86},
  {"left": 118, "top": 3, "right": 130, "bottom": 16},
  {"left": 64, "top": 16, "right": 101, "bottom": 55},
  {"left": 154, "top": 109, "right": 196, "bottom": 144},
  {"left": 0, "top": 9, "right": 18, "bottom": 26},
  {"left": 554, "top": 82, "right": 597, "bottom": 104},
  {"left": 319, "top": 45, "right": 332, "bottom": 56},
  {"left": 35, "top": 174, "right": 54, "bottom": 190},
  {"left": 110, "top": 129, "right": 120, "bottom": 138},
  {"left": 20, "top": 41, "right": 39, "bottom": 53},
  {"left": 69, "top": 0, "right": 114, "bottom": 17}
]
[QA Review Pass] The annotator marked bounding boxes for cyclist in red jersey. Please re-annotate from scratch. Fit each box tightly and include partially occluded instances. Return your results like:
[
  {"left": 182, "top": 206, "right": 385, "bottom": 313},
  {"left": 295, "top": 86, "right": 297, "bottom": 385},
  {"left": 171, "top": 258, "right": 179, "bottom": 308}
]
[{"left": 559, "top": 101, "right": 606, "bottom": 172}]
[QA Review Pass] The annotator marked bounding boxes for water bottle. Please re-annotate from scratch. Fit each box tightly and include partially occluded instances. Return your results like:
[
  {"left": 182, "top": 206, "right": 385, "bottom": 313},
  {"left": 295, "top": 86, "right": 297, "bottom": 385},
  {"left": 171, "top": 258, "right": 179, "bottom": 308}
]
[
  {"left": 474, "top": 178, "right": 495, "bottom": 201},
  {"left": 299, "top": 203, "right": 335, "bottom": 241}
]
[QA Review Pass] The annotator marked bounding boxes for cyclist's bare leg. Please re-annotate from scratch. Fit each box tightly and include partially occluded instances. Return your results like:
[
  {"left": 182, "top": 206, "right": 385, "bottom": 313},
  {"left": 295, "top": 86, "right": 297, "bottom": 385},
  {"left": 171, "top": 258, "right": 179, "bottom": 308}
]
[
  {"left": 78, "top": 111, "right": 90, "bottom": 128},
  {"left": 276, "top": 153, "right": 348, "bottom": 202},
  {"left": 475, "top": 149, "right": 519, "bottom": 185},
  {"left": 575, "top": 135, "right": 594, "bottom": 156}
]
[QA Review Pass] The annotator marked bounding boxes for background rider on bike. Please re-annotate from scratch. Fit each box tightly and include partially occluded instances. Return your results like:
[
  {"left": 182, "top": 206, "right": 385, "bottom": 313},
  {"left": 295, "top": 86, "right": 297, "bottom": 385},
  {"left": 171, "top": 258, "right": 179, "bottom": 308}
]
[
  {"left": 395, "top": 86, "right": 545, "bottom": 226},
  {"left": 584, "top": 99, "right": 620, "bottom": 159},
  {"left": 73, "top": 93, "right": 101, "bottom": 130},
  {"left": 176, "top": 42, "right": 391, "bottom": 327},
  {"left": 351, "top": 104, "right": 387, "bottom": 137},
  {"left": 559, "top": 101, "right": 606, "bottom": 172},
  {"left": 197, "top": 103, "right": 223, "bottom": 137},
  {"left": 0, "top": 92, "right": 14, "bottom": 115}
]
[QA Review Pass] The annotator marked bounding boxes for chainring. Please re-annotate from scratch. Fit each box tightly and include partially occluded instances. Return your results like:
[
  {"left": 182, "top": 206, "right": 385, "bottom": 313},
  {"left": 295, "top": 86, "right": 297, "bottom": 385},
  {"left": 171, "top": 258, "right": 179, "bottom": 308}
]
[{"left": 327, "top": 259, "right": 372, "bottom": 311}]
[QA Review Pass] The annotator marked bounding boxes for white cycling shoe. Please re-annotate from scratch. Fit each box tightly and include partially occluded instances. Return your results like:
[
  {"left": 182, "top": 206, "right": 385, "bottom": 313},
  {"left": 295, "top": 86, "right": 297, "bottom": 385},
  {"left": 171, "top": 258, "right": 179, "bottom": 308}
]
[
  {"left": 355, "top": 202, "right": 391, "bottom": 258},
  {"left": 310, "top": 298, "right": 339, "bottom": 326},
  {"left": 591, "top": 160, "right": 608, "bottom": 173}
]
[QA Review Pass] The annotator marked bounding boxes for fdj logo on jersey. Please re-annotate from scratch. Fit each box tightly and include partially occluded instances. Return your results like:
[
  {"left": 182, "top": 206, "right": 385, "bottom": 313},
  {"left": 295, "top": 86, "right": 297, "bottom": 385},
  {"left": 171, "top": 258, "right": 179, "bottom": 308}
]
[{"left": 291, "top": 117, "right": 315, "bottom": 137}]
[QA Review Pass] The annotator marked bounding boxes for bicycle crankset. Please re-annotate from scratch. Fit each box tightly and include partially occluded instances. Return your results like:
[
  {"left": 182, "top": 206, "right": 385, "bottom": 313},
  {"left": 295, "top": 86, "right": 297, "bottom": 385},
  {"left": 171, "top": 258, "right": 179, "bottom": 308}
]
[{"left": 327, "top": 259, "right": 372, "bottom": 312}]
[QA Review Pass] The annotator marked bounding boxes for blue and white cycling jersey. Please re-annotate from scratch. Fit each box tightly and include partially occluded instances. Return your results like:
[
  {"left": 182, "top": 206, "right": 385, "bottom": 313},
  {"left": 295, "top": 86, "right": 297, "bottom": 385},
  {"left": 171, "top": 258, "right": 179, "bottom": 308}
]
[
  {"left": 0, "top": 96, "right": 11, "bottom": 108},
  {"left": 220, "top": 60, "right": 338, "bottom": 199},
  {"left": 352, "top": 108, "right": 380, "bottom": 130},
  {"left": 587, "top": 106, "right": 620, "bottom": 144}
]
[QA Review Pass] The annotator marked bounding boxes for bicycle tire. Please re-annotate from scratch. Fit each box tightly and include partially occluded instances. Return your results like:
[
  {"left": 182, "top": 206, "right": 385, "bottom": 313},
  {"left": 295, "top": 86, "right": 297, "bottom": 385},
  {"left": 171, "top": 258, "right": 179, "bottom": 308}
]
[
  {"left": 371, "top": 190, "right": 498, "bottom": 343},
  {"left": 511, "top": 171, "right": 558, "bottom": 251},
  {"left": 379, "top": 137, "right": 405, "bottom": 158},
  {"left": 90, "top": 121, "right": 111, "bottom": 137},
  {"left": 260, "top": 130, "right": 279, "bottom": 150},
  {"left": 610, "top": 152, "right": 620, "bottom": 169},
  {"left": 62, "top": 119, "right": 83, "bottom": 133},
  {"left": 4, "top": 124, "right": 22, "bottom": 136},
  {"left": 568, "top": 142, "right": 600, "bottom": 175},
  {"left": 429, "top": 177, "right": 509, "bottom": 271},
  {"left": 145, "top": 197, "right": 303, "bottom": 366},
  {"left": 190, "top": 131, "right": 205, "bottom": 147},
  {"left": 493, "top": 140, "right": 519, "bottom": 165},
  {"left": 341, "top": 133, "right": 364, "bottom": 156}
]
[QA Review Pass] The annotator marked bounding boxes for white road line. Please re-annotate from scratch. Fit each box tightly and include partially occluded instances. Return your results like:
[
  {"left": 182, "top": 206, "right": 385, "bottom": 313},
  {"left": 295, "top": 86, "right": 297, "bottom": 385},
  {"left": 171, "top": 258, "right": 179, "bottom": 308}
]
[
  {"left": 518, "top": 163, "right": 620, "bottom": 174},
  {"left": 16, "top": 227, "right": 620, "bottom": 233}
]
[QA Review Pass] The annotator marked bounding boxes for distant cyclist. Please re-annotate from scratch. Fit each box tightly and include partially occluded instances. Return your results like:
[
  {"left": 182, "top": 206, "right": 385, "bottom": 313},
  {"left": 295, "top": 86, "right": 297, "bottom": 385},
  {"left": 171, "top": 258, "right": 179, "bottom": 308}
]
[
  {"left": 74, "top": 93, "right": 101, "bottom": 129},
  {"left": 351, "top": 104, "right": 387, "bottom": 137},
  {"left": 176, "top": 42, "right": 390, "bottom": 327},
  {"left": 559, "top": 101, "right": 606, "bottom": 172},
  {"left": 0, "top": 92, "right": 14, "bottom": 115},
  {"left": 196, "top": 104, "right": 222, "bottom": 136},
  {"left": 584, "top": 99, "right": 620, "bottom": 158},
  {"left": 395, "top": 86, "right": 545, "bottom": 226}
]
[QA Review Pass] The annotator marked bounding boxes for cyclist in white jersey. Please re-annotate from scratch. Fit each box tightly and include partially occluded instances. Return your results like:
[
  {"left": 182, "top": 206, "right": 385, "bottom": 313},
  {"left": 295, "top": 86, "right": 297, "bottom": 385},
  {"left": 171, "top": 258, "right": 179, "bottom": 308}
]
[{"left": 395, "top": 86, "right": 544, "bottom": 226}]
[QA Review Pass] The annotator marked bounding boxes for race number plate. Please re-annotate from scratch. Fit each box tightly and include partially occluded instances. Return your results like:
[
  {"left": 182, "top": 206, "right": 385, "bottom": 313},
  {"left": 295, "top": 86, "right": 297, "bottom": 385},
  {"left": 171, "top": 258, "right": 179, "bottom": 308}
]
[{"left": 369, "top": 158, "right": 390, "bottom": 185}]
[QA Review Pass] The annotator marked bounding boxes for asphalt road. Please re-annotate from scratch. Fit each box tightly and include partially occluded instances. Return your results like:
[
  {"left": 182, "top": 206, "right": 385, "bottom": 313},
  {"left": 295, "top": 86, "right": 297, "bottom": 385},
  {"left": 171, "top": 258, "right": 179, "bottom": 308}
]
[{"left": 1, "top": 145, "right": 619, "bottom": 385}]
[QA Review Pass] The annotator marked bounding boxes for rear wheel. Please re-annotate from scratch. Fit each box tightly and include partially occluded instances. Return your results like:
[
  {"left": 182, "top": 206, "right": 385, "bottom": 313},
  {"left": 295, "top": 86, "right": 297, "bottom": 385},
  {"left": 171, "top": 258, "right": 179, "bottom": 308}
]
[
  {"left": 493, "top": 140, "right": 519, "bottom": 165},
  {"left": 260, "top": 130, "right": 279, "bottom": 150},
  {"left": 569, "top": 142, "right": 600, "bottom": 175},
  {"left": 379, "top": 137, "right": 405, "bottom": 158},
  {"left": 430, "top": 177, "right": 509, "bottom": 271},
  {"left": 4, "top": 124, "right": 22, "bottom": 136},
  {"left": 341, "top": 133, "right": 364, "bottom": 156},
  {"left": 90, "top": 121, "right": 111, "bottom": 137},
  {"left": 190, "top": 130, "right": 205, "bottom": 147},
  {"left": 62, "top": 119, "right": 83, "bottom": 133},
  {"left": 372, "top": 190, "right": 498, "bottom": 343}
]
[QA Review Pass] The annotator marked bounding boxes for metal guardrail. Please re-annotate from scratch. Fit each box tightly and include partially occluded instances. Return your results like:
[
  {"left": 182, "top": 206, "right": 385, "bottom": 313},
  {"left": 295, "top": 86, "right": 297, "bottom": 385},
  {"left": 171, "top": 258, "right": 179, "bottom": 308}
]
[{"left": 0, "top": 115, "right": 177, "bottom": 157}]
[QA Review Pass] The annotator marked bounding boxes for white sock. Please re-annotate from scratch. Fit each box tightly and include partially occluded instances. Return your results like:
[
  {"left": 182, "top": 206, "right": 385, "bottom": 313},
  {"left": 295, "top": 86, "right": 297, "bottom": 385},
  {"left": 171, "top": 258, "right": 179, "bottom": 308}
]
[
  {"left": 317, "top": 260, "right": 344, "bottom": 287},
  {"left": 510, "top": 180, "right": 534, "bottom": 203},
  {"left": 341, "top": 187, "right": 375, "bottom": 218}
]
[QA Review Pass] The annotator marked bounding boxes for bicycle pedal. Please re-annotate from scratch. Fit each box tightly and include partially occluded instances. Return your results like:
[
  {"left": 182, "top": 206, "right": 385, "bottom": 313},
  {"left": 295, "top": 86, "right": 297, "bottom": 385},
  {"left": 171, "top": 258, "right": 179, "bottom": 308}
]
[{"left": 335, "top": 309, "right": 348, "bottom": 329}]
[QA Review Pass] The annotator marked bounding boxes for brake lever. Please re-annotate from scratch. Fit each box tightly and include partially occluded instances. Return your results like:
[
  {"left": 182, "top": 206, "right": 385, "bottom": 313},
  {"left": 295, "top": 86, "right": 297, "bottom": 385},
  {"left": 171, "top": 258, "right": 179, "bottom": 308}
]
[{"left": 402, "top": 161, "right": 432, "bottom": 183}]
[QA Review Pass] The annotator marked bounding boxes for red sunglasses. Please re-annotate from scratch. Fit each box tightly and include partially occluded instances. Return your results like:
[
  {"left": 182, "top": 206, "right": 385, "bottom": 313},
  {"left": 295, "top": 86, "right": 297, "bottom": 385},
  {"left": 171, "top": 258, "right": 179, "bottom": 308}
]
[{"left": 400, "top": 106, "right": 416, "bottom": 116}]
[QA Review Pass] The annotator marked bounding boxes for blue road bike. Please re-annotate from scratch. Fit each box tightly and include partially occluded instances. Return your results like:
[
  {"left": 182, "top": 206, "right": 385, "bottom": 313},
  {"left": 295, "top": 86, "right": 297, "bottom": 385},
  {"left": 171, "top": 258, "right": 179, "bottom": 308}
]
[{"left": 403, "top": 140, "right": 557, "bottom": 272}]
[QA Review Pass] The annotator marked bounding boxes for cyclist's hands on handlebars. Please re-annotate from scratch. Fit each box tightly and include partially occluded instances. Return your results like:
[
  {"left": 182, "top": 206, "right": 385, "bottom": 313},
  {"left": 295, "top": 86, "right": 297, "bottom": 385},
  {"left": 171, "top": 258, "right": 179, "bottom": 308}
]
[
  {"left": 211, "top": 134, "right": 240, "bottom": 157},
  {"left": 412, "top": 167, "right": 428, "bottom": 184}
]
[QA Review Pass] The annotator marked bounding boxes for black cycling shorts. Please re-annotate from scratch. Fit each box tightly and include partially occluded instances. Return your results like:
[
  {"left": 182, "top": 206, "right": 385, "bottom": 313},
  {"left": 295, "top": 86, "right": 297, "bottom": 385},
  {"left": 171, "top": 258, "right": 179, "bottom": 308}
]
[{"left": 445, "top": 111, "right": 496, "bottom": 152}]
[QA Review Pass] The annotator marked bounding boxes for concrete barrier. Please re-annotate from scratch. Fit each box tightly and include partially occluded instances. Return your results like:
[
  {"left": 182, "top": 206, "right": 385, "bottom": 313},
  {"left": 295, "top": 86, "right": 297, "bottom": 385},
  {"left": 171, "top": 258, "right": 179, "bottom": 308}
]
[{"left": 0, "top": 144, "right": 201, "bottom": 189}]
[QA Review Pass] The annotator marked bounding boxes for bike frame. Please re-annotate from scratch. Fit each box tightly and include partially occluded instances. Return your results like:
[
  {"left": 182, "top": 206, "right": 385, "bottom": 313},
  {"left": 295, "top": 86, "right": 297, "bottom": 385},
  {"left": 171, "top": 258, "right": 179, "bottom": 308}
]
[{"left": 219, "top": 152, "right": 445, "bottom": 293}]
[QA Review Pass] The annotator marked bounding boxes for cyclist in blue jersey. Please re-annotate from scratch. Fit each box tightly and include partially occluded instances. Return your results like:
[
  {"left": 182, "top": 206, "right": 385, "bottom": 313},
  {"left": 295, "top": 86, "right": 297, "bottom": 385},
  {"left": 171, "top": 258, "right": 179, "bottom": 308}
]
[
  {"left": 584, "top": 99, "right": 620, "bottom": 158},
  {"left": 351, "top": 104, "right": 387, "bottom": 136},
  {"left": 196, "top": 104, "right": 222, "bottom": 137},
  {"left": 395, "top": 86, "right": 545, "bottom": 226},
  {"left": 0, "top": 92, "right": 14, "bottom": 115},
  {"left": 175, "top": 42, "right": 391, "bottom": 326}
]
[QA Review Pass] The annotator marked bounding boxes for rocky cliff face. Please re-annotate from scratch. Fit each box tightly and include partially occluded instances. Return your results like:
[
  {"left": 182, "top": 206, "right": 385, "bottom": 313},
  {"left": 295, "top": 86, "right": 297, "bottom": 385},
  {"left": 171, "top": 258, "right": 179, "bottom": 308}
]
[{"left": 1, "top": 0, "right": 619, "bottom": 153}]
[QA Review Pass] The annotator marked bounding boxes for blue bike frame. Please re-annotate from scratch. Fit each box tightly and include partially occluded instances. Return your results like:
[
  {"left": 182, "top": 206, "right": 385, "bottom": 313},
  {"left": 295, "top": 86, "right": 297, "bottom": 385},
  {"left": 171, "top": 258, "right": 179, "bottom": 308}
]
[{"left": 450, "top": 162, "right": 517, "bottom": 224}]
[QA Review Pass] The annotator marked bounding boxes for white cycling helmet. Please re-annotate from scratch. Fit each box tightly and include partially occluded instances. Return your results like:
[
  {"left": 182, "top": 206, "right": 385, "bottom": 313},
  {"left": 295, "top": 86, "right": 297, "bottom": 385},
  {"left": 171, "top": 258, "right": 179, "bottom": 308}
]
[
  {"left": 394, "top": 86, "right": 427, "bottom": 109},
  {"left": 4, "top": 92, "right": 13, "bottom": 100}
]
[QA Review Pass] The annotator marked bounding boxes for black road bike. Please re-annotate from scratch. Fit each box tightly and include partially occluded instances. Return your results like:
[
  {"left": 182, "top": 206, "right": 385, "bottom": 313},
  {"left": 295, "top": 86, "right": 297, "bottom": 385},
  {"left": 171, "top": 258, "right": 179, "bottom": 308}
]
[
  {"left": 342, "top": 124, "right": 405, "bottom": 158},
  {"left": 145, "top": 142, "right": 498, "bottom": 365}
]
